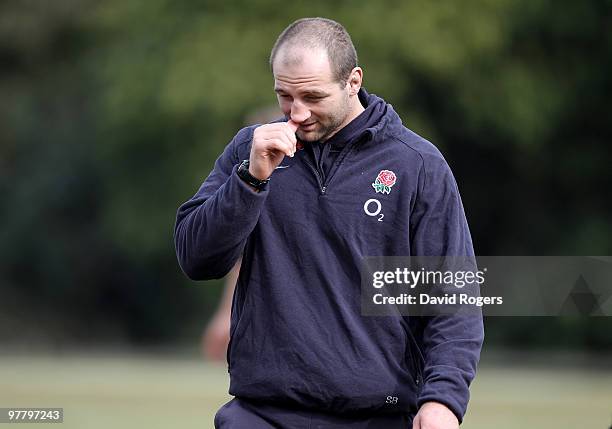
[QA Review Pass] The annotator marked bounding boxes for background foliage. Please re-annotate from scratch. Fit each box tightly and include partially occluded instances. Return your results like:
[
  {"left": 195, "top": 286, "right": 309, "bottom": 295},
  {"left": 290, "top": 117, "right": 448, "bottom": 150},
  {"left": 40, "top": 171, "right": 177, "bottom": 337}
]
[{"left": 1, "top": 0, "right": 610, "bottom": 349}]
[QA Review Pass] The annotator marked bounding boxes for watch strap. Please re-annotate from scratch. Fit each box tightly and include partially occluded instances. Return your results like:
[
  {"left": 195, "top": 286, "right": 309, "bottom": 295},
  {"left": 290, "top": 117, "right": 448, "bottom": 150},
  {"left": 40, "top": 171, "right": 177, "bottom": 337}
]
[{"left": 237, "top": 160, "right": 270, "bottom": 191}]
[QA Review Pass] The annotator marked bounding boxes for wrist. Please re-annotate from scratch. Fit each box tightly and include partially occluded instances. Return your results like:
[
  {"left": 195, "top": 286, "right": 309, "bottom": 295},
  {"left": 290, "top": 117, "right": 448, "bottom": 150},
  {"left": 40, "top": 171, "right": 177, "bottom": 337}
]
[
  {"left": 237, "top": 160, "right": 270, "bottom": 192},
  {"left": 247, "top": 163, "right": 269, "bottom": 181},
  {"left": 418, "top": 401, "right": 460, "bottom": 424}
]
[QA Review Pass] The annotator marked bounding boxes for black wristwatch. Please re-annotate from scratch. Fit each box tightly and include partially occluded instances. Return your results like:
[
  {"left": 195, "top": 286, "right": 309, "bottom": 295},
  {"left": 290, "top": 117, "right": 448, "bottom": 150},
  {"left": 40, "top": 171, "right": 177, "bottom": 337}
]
[{"left": 237, "top": 160, "right": 270, "bottom": 191}]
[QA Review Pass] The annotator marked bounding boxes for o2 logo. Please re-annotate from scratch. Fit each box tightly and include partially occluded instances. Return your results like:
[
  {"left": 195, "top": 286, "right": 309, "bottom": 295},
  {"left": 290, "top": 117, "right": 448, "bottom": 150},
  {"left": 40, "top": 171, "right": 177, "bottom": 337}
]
[{"left": 363, "top": 198, "right": 384, "bottom": 222}]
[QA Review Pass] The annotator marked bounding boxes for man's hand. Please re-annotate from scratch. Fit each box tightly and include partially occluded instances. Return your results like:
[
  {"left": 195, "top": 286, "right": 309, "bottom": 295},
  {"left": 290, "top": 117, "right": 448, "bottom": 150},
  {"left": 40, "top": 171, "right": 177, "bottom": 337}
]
[
  {"left": 249, "top": 120, "right": 298, "bottom": 180},
  {"left": 412, "top": 402, "right": 459, "bottom": 429}
]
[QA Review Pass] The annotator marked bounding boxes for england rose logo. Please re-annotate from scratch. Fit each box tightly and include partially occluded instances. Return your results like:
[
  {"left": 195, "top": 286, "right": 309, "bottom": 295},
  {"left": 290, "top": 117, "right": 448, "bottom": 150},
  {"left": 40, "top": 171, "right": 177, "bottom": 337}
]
[{"left": 372, "top": 170, "right": 397, "bottom": 194}]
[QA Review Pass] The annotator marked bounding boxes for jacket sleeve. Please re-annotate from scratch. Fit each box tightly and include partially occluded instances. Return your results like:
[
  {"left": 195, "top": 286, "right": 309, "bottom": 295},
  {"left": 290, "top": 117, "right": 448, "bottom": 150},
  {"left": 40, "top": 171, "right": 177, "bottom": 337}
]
[
  {"left": 410, "top": 153, "right": 484, "bottom": 423},
  {"left": 174, "top": 127, "right": 268, "bottom": 280}
]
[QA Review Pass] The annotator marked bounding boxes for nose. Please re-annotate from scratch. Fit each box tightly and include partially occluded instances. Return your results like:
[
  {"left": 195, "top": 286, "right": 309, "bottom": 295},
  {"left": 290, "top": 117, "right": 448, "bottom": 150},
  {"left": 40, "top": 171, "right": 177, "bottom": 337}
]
[{"left": 290, "top": 101, "right": 311, "bottom": 124}]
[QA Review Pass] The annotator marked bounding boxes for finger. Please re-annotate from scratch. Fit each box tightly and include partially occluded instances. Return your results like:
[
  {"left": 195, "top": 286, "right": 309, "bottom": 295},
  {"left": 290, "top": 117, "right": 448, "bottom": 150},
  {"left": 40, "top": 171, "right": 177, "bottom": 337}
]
[
  {"left": 266, "top": 138, "right": 294, "bottom": 157},
  {"left": 286, "top": 119, "right": 299, "bottom": 133},
  {"left": 281, "top": 124, "right": 297, "bottom": 146},
  {"left": 265, "top": 123, "right": 297, "bottom": 146},
  {"left": 261, "top": 130, "right": 292, "bottom": 142},
  {"left": 262, "top": 132, "right": 295, "bottom": 156},
  {"left": 269, "top": 127, "right": 296, "bottom": 154}
]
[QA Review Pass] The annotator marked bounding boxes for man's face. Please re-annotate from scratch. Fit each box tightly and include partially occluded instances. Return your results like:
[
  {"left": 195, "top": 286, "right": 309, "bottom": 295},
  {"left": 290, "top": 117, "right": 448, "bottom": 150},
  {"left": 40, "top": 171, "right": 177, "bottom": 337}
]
[{"left": 273, "top": 47, "right": 352, "bottom": 143}]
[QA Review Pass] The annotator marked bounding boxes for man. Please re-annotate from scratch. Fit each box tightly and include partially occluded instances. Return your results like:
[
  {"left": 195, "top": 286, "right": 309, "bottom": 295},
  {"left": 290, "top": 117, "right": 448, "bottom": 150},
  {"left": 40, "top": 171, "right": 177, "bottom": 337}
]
[
  {"left": 175, "top": 17, "right": 484, "bottom": 428},
  {"left": 201, "top": 261, "right": 238, "bottom": 361}
]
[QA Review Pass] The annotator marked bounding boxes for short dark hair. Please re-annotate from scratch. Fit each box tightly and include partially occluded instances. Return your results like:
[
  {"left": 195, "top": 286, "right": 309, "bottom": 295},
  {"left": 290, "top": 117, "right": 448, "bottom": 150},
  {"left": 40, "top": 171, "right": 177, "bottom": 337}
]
[{"left": 270, "top": 17, "right": 358, "bottom": 84}]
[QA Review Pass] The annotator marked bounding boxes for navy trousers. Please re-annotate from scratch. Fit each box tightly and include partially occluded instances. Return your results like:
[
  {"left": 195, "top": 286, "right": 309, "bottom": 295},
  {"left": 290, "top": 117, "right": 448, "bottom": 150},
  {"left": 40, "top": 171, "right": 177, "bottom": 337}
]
[{"left": 214, "top": 398, "right": 413, "bottom": 429}]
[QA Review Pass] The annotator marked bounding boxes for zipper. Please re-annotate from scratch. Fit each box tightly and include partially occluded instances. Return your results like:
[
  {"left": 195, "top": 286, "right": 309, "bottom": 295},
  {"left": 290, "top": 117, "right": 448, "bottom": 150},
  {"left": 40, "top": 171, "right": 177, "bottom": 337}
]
[
  {"left": 302, "top": 154, "right": 326, "bottom": 195},
  {"left": 301, "top": 141, "right": 359, "bottom": 195},
  {"left": 402, "top": 320, "right": 426, "bottom": 391},
  {"left": 322, "top": 144, "right": 356, "bottom": 192}
]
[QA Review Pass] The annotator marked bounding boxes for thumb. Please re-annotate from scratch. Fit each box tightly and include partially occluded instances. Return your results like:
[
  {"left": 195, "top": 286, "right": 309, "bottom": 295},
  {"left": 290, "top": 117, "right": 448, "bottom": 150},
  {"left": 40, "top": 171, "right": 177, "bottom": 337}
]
[
  {"left": 286, "top": 119, "right": 299, "bottom": 132},
  {"left": 411, "top": 414, "right": 420, "bottom": 429}
]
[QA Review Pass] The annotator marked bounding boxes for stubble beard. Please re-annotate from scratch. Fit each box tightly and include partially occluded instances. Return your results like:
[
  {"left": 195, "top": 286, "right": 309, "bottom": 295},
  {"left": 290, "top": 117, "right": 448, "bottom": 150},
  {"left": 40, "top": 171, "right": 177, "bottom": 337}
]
[
  {"left": 297, "top": 98, "right": 352, "bottom": 143},
  {"left": 297, "top": 119, "right": 341, "bottom": 143}
]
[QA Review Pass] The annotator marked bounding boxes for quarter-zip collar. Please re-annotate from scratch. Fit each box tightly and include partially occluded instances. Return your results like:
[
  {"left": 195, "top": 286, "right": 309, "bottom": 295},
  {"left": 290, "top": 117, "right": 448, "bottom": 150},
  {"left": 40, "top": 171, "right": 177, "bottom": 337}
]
[{"left": 305, "top": 88, "right": 388, "bottom": 182}]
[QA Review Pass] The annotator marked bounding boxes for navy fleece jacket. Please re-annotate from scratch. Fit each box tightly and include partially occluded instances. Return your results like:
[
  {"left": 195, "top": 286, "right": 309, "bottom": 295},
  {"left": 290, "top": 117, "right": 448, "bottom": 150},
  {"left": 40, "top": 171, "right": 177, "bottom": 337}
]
[{"left": 174, "top": 89, "right": 484, "bottom": 421}]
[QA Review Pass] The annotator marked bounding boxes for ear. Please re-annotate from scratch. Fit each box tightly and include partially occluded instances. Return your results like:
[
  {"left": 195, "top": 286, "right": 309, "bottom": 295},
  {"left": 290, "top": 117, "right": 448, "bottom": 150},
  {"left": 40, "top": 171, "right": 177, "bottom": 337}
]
[{"left": 346, "top": 67, "right": 363, "bottom": 95}]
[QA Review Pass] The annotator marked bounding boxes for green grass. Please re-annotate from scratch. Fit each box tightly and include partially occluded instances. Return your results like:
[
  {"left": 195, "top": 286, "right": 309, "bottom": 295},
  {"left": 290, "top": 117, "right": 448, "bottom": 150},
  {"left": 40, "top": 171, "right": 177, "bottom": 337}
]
[{"left": 0, "top": 353, "right": 610, "bottom": 428}]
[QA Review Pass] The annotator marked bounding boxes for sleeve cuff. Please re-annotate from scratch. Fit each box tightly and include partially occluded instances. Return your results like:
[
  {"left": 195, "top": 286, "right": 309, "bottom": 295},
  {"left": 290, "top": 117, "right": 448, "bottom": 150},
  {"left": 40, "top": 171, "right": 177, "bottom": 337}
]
[{"left": 417, "top": 374, "right": 470, "bottom": 423}]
